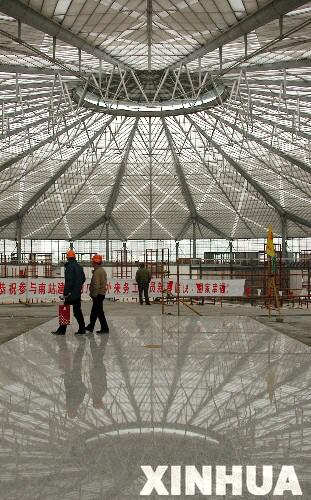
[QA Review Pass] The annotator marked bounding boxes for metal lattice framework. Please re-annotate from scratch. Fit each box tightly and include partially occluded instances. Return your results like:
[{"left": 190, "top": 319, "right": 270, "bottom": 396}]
[{"left": 0, "top": 0, "right": 311, "bottom": 240}]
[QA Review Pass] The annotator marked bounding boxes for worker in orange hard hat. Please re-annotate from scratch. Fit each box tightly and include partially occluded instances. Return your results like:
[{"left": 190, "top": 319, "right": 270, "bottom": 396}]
[
  {"left": 66, "top": 249, "right": 76, "bottom": 259},
  {"left": 52, "top": 248, "right": 86, "bottom": 336},
  {"left": 85, "top": 254, "right": 109, "bottom": 334}
]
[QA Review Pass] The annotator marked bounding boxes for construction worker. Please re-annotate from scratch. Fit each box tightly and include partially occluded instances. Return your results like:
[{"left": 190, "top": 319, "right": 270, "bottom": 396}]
[
  {"left": 52, "top": 249, "right": 86, "bottom": 335},
  {"left": 135, "top": 262, "right": 151, "bottom": 305},
  {"left": 85, "top": 254, "right": 109, "bottom": 334}
]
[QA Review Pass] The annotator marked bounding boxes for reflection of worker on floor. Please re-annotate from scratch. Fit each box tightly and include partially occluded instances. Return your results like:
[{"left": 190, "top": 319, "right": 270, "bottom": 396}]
[
  {"left": 136, "top": 315, "right": 146, "bottom": 334},
  {"left": 61, "top": 339, "right": 87, "bottom": 418},
  {"left": 266, "top": 369, "right": 275, "bottom": 403},
  {"left": 89, "top": 335, "right": 108, "bottom": 409}
]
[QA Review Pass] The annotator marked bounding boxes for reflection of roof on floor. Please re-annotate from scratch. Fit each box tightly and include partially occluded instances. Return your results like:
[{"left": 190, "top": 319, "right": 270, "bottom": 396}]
[{"left": 0, "top": 315, "right": 311, "bottom": 498}]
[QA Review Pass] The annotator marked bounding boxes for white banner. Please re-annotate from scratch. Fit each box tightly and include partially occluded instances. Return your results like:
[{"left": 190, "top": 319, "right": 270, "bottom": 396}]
[{"left": 0, "top": 277, "right": 246, "bottom": 303}]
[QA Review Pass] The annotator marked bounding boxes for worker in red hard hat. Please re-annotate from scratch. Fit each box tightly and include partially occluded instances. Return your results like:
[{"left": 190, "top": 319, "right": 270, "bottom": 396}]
[
  {"left": 52, "top": 248, "right": 86, "bottom": 336},
  {"left": 85, "top": 254, "right": 109, "bottom": 334}
]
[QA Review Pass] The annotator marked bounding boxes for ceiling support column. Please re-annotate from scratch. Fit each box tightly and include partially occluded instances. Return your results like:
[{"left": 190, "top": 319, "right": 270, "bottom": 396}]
[
  {"left": 16, "top": 216, "right": 22, "bottom": 265},
  {"left": 192, "top": 220, "right": 197, "bottom": 259},
  {"left": 105, "top": 222, "right": 110, "bottom": 262},
  {"left": 175, "top": 241, "right": 179, "bottom": 262},
  {"left": 281, "top": 215, "right": 288, "bottom": 260}
]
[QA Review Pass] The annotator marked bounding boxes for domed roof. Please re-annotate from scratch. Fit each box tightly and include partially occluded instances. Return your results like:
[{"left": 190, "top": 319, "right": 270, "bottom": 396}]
[{"left": 0, "top": 0, "right": 310, "bottom": 240}]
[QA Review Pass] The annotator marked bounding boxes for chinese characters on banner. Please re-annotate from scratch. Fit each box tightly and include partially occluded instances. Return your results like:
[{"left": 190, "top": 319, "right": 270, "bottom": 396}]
[{"left": 0, "top": 278, "right": 245, "bottom": 303}]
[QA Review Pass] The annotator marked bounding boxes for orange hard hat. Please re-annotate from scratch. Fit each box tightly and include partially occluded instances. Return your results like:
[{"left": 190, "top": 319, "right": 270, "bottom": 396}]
[
  {"left": 92, "top": 254, "right": 103, "bottom": 264},
  {"left": 66, "top": 249, "right": 76, "bottom": 259}
]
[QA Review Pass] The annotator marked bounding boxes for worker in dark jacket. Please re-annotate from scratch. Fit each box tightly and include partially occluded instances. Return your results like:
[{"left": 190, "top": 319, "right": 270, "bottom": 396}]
[
  {"left": 135, "top": 262, "right": 151, "bottom": 305},
  {"left": 52, "top": 249, "right": 86, "bottom": 335}
]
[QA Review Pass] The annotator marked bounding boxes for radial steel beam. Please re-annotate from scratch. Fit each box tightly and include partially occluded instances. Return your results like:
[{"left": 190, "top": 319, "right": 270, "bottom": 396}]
[
  {"left": 189, "top": 116, "right": 311, "bottom": 231},
  {"left": 285, "top": 212, "right": 311, "bottom": 230},
  {"left": 147, "top": 0, "right": 152, "bottom": 71},
  {"left": 226, "top": 77, "right": 311, "bottom": 89},
  {"left": 162, "top": 118, "right": 230, "bottom": 239},
  {"left": 110, "top": 216, "right": 127, "bottom": 242},
  {"left": 208, "top": 111, "right": 311, "bottom": 176},
  {"left": 47, "top": 117, "right": 127, "bottom": 239},
  {"left": 224, "top": 104, "right": 311, "bottom": 141},
  {"left": 0, "top": 64, "right": 84, "bottom": 76},
  {"left": 253, "top": 113, "right": 311, "bottom": 142},
  {"left": 105, "top": 118, "right": 138, "bottom": 218},
  {"left": 21, "top": 119, "right": 115, "bottom": 216},
  {"left": 168, "top": 0, "right": 310, "bottom": 70},
  {"left": 74, "top": 118, "right": 138, "bottom": 239},
  {"left": 216, "top": 58, "right": 311, "bottom": 75},
  {"left": 0, "top": 89, "right": 62, "bottom": 105},
  {"left": 162, "top": 118, "right": 196, "bottom": 218},
  {"left": 174, "top": 116, "right": 256, "bottom": 237},
  {"left": 196, "top": 214, "right": 231, "bottom": 239},
  {"left": 240, "top": 87, "right": 311, "bottom": 104},
  {"left": 0, "top": 0, "right": 130, "bottom": 70},
  {"left": 3, "top": 102, "right": 56, "bottom": 120},
  {"left": 239, "top": 95, "right": 311, "bottom": 121},
  {"left": 0, "top": 116, "right": 49, "bottom": 140},
  {"left": 0, "top": 112, "right": 92, "bottom": 173},
  {"left": 0, "top": 80, "right": 76, "bottom": 92},
  {"left": 175, "top": 217, "right": 192, "bottom": 241},
  {"left": 74, "top": 215, "right": 107, "bottom": 240},
  {"left": 0, "top": 117, "right": 115, "bottom": 229},
  {"left": 189, "top": 116, "right": 286, "bottom": 214}
]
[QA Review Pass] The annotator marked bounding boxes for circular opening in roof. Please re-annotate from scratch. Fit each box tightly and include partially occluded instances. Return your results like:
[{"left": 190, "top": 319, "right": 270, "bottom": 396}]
[
  {"left": 71, "top": 70, "right": 229, "bottom": 117},
  {"left": 72, "top": 84, "right": 229, "bottom": 117}
]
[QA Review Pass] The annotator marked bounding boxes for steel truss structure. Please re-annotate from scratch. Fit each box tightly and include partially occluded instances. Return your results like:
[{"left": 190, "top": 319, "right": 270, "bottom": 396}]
[{"left": 0, "top": 0, "right": 311, "bottom": 241}]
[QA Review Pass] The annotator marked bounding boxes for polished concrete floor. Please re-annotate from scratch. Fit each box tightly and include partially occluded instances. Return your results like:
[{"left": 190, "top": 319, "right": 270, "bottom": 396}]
[
  {"left": 0, "top": 314, "right": 311, "bottom": 499},
  {"left": 1, "top": 300, "right": 311, "bottom": 345}
]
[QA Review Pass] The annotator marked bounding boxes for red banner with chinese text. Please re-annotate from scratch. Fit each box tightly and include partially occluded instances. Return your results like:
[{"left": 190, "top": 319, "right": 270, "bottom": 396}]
[{"left": 0, "top": 278, "right": 245, "bottom": 303}]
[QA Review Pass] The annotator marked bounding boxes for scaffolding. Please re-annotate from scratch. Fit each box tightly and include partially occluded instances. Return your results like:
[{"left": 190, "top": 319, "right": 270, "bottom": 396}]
[
  {"left": 112, "top": 248, "right": 133, "bottom": 279},
  {"left": 0, "top": 253, "right": 53, "bottom": 278},
  {"left": 145, "top": 248, "right": 170, "bottom": 278}
]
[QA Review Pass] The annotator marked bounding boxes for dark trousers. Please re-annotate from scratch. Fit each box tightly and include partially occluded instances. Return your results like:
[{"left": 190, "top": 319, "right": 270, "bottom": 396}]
[
  {"left": 59, "top": 298, "right": 85, "bottom": 333},
  {"left": 138, "top": 283, "right": 150, "bottom": 304},
  {"left": 90, "top": 294, "right": 109, "bottom": 331}
]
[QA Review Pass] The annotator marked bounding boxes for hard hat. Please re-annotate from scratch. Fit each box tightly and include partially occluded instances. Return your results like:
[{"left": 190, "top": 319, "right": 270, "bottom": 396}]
[
  {"left": 66, "top": 249, "right": 76, "bottom": 259},
  {"left": 92, "top": 254, "right": 103, "bottom": 264}
]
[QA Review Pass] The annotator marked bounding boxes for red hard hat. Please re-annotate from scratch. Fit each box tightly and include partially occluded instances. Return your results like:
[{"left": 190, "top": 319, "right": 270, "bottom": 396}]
[
  {"left": 66, "top": 249, "right": 76, "bottom": 258},
  {"left": 92, "top": 254, "right": 103, "bottom": 264}
]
